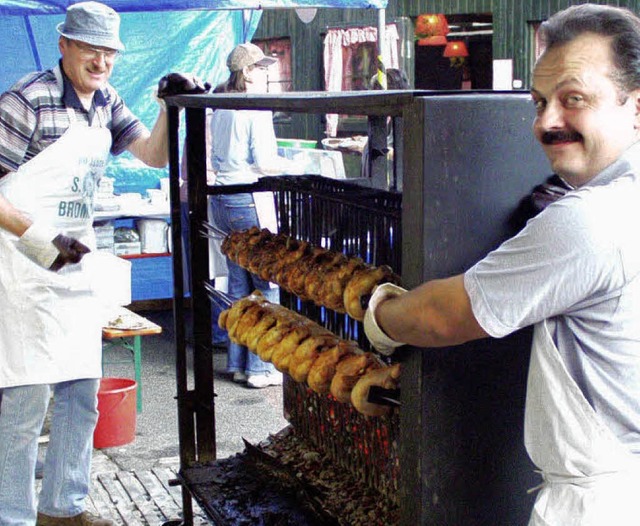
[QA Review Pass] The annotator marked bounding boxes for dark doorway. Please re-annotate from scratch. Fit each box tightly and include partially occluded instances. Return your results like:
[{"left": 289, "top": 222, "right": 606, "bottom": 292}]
[{"left": 414, "top": 13, "right": 493, "bottom": 90}]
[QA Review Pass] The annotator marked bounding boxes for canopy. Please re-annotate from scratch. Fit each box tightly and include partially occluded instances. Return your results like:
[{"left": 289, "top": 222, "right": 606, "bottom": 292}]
[
  {"left": 0, "top": 0, "right": 385, "bottom": 193},
  {"left": 0, "top": 0, "right": 387, "bottom": 15}
]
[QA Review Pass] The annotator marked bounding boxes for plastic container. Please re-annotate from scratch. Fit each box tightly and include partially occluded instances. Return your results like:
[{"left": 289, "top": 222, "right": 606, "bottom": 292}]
[
  {"left": 81, "top": 252, "right": 132, "bottom": 306},
  {"left": 137, "top": 218, "right": 169, "bottom": 254},
  {"left": 277, "top": 138, "right": 318, "bottom": 149},
  {"left": 93, "top": 378, "right": 137, "bottom": 448}
]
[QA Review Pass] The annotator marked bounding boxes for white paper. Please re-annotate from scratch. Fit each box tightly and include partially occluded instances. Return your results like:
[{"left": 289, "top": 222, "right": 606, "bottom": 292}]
[{"left": 493, "top": 59, "right": 513, "bottom": 90}]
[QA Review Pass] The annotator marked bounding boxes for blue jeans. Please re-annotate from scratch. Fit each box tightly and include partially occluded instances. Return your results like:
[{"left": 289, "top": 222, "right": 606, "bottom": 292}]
[
  {"left": 0, "top": 379, "right": 99, "bottom": 524},
  {"left": 210, "top": 193, "right": 279, "bottom": 376}
]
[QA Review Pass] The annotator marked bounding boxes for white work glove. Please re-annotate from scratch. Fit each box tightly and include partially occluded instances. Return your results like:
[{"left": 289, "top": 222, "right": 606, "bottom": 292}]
[
  {"left": 17, "top": 223, "right": 60, "bottom": 269},
  {"left": 363, "top": 282, "right": 408, "bottom": 356},
  {"left": 17, "top": 223, "right": 90, "bottom": 271}
]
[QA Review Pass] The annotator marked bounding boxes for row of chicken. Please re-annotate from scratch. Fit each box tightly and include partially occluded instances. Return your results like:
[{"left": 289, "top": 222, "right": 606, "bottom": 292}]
[
  {"left": 221, "top": 226, "right": 400, "bottom": 321},
  {"left": 218, "top": 291, "right": 400, "bottom": 417}
]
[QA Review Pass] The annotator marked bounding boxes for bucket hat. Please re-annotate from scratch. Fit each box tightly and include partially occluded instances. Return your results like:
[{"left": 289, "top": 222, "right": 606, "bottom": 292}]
[
  {"left": 227, "top": 43, "right": 276, "bottom": 72},
  {"left": 57, "top": 1, "right": 124, "bottom": 51}
]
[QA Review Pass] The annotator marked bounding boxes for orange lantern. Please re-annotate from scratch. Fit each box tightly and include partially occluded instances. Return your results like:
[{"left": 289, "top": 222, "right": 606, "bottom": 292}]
[
  {"left": 415, "top": 13, "right": 449, "bottom": 45},
  {"left": 443, "top": 40, "right": 469, "bottom": 67},
  {"left": 443, "top": 41, "right": 469, "bottom": 57},
  {"left": 417, "top": 35, "right": 448, "bottom": 46}
]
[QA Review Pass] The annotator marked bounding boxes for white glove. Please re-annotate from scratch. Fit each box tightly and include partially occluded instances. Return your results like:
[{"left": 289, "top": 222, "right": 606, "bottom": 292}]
[
  {"left": 363, "top": 282, "right": 408, "bottom": 356},
  {"left": 17, "top": 223, "right": 59, "bottom": 269}
]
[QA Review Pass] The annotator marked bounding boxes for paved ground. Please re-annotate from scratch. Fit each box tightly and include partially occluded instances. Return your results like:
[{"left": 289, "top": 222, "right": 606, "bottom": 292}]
[
  {"left": 100, "top": 308, "right": 288, "bottom": 472},
  {"left": 73, "top": 307, "right": 288, "bottom": 523}
]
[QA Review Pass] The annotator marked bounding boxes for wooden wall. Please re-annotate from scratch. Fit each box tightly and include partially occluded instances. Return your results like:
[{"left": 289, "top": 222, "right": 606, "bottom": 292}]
[{"left": 254, "top": 1, "right": 640, "bottom": 140}]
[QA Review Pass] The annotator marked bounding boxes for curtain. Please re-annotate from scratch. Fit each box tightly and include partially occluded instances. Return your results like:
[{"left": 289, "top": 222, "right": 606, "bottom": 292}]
[{"left": 323, "top": 23, "right": 399, "bottom": 137}]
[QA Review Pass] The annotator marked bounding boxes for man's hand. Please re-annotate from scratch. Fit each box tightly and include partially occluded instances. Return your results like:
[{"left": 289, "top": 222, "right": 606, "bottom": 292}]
[
  {"left": 157, "top": 72, "right": 211, "bottom": 99},
  {"left": 50, "top": 234, "right": 91, "bottom": 271},
  {"left": 17, "top": 223, "right": 90, "bottom": 271},
  {"left": 363, "top": 282, "right": 408, "bottom": 356}
]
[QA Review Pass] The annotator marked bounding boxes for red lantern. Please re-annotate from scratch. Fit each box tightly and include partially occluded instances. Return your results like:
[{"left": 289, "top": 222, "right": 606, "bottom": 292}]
[
  {"left": 444, "top": 41, "right": 469, "bottom": 67},
  {"left": 443, "top": 41, "right": 469, "bottom": 58},
  {"left": 415, "top": 13, "right": 449, "bottom": 42},
  {"left": 417, "top": 35, "right": 448, "bottom": 46}
]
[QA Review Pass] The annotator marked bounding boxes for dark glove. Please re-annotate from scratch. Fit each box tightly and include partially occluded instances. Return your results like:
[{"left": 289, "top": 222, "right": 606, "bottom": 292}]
[
  {"left": 49, "top": 235, "right": 91, "bottom": 271},
  {"left": 157, "top": 72, "right": 211, "bottom": 98}
]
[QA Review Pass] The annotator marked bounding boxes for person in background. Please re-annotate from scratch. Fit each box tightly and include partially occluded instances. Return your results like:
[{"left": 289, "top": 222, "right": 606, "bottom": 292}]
[
  {"left": 209, "top": 43, "right": 296, "bottom": 389},
  {"left": 364, "top": 4, "right": 640, "bottom": 525},
  {"left": 0, "top": 3, "right": 190, "bottom": 524},
  {"left": 360, "top": 68, "right": 409, "bottom": 182}
]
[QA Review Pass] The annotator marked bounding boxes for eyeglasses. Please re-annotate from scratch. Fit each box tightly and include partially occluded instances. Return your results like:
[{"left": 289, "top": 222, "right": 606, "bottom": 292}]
[{"left": 70, "top": 39, "right": 119, "bottom": 63}]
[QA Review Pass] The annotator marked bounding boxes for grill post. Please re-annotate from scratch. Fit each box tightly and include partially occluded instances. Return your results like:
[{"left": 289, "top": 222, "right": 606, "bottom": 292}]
[{"left": 399, "top": 93, "right": 551, "bottom": 525}]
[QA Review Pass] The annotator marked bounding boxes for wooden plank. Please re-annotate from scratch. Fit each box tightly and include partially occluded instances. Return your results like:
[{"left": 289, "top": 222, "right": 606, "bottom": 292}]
[
  {"left": 135, "top": 470, "right": 183, "bottom": 519},
  {"left": 87, "top": 479, "right": 119, "bottom": 523},
  {"left": 98, "top": 472, "right": 144, "bottom": 526},
  {"left": 84, "top": 490, "right": 108, "bottom": 518},
  {"left": 152, "top": 467, "right": 184, "bottom": 506},
  {"left": 116, "top": 471, "right": 163, "bottom": 526}
]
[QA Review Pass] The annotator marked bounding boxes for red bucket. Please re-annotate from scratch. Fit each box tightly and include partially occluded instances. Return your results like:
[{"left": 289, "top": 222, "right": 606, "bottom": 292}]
[{"left": 93, "top": 377, "right": 137, "bottom": 448}]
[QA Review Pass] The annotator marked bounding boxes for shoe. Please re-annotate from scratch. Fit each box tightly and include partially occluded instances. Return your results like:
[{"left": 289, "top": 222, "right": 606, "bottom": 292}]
[
  {"left": 247, "top": 371, "right": 283, "bottom": 388},
  {"left": 233, "top": 371, "right": 248, "bottom": 383},
  {"left": 37, "top": 511, "right": 115, "bottom": 526}
]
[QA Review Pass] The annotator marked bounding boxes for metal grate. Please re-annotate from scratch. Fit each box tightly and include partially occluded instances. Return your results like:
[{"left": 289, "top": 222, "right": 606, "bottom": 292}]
[
  {"left": 252, "top": 175, "right": 402, "bottom": 344},
  {"left": 283, "top": 379, "right": 400, "bottom": 502},
  {"left": 252, "top": 175, "right": 402, "bottom": 498}
]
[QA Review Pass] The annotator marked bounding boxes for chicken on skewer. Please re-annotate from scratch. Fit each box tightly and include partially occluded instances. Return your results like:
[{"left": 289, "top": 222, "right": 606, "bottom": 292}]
[
  {"left": 218, "top": 291, "right": 400, "bottom": 417},
  {"left": 330, "top": 352, "right": 383, "bottom": 404},
  {"left": 351, "top": 362, "right": 401, "bottom": 417},
  {"left": 221, "top": 228, "right": 400, "bottom": 321},
  {"left": 306, "top": 340, "right": 360, "bottom": 394}
]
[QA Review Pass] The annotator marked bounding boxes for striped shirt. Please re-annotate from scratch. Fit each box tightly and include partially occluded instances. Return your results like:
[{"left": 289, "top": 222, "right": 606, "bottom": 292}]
[{"left": 0, "top": 63, "right": 147, "bottom": 177}]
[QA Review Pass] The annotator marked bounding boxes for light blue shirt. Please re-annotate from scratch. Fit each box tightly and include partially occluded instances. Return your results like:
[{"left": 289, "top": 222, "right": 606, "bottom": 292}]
[
  {"left": 465, "top": 142, "right": 640, "bottom": 453},
  {"left": 209, "top": 109, "right": 278, "bottom": 186}
]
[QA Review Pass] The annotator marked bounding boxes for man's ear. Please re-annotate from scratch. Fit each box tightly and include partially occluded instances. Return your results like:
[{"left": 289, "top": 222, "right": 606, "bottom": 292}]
[{"left": 633, "top": 89, "right": 640, "bottom": 130}]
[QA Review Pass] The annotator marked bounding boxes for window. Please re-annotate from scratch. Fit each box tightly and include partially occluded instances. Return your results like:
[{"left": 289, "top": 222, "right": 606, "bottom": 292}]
[
  {"left": 255, "top": 38, "right": 292, "bottom": 93},
  {"left": 323, "top": 24, "right": 400, "bottom": 136}
]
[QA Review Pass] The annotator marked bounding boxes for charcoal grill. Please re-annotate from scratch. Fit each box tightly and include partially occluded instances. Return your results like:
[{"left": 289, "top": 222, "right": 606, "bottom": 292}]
[{"left": 167, "top": 91, "right": 552, "bottom": 525}]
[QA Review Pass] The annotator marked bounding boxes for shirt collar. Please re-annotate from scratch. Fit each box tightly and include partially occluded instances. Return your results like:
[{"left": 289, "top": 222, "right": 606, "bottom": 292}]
[
  {"left": 586, "top": 140, "right": 640, "bottom": 188},
  {"left": 57, "top": 60, "right": 108, "bottom": 109}
]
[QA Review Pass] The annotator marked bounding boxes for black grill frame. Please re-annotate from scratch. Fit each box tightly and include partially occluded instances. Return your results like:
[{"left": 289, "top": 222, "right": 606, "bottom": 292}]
[{"left": 167, "top": 91, "right": 551, "bottom": 526}]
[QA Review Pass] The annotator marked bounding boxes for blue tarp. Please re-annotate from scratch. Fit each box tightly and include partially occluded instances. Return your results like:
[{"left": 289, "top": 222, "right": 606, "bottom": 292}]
[
  {"left": 0, "top": 0, "right": 387, "bottom": 15},
  {"left": 0, "top": 0, "right": 385, "bottom": 194}
]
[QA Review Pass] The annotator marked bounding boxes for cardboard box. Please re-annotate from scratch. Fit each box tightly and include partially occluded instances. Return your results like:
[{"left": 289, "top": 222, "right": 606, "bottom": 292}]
[{"left": 114, "top": 241, "right": 141, "bottom": 256}]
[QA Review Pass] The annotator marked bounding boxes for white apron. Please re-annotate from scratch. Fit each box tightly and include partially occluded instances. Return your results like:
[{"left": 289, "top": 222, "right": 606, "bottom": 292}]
[
  {"left": 525, "top": 320, "right": 640, "bottom": 525},
  {"left": 0, "top": 108, "right": 112, "bottom": 388}
]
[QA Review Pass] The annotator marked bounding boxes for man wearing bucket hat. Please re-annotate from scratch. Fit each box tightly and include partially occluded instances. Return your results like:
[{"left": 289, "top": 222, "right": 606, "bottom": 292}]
[{"left": 0, "top": 2, "right": 204, "bottom": 525}]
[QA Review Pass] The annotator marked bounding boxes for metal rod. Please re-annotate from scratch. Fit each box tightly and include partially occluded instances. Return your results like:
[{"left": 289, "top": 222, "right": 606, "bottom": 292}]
[
  {"left": 202, "top": 220, "right": 227, "bottom": 239},
  {"left": 204, "top": 282, "right": 235, "bottom": 310}
]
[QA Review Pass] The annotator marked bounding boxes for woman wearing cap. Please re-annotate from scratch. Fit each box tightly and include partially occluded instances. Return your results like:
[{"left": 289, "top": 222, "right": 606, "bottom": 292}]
[{"left": 209, "top": 43, "right": 294, "bottom": 389}]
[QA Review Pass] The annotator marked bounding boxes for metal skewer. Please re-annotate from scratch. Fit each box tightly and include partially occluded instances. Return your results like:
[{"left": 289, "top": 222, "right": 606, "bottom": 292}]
[
  {"left": 202, "top": 221, "right": 228, "bottom": 239},
  {"left": 205, "top": 282, "right": 236, "bottom": 310}
]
